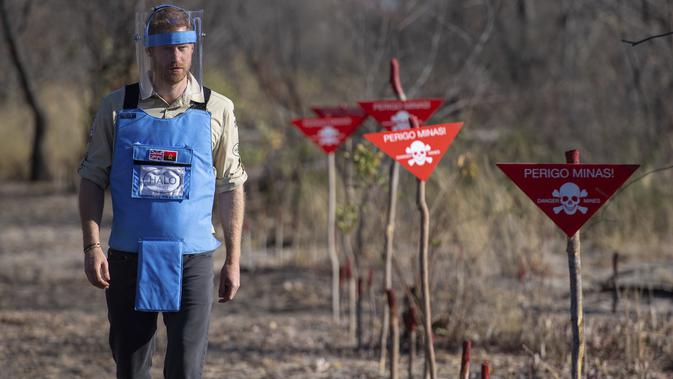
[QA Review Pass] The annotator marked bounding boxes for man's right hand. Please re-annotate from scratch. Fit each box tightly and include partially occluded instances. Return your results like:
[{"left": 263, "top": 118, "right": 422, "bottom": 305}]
[{"left": 84, "top": 248, "right": 110, "bottom": 289}]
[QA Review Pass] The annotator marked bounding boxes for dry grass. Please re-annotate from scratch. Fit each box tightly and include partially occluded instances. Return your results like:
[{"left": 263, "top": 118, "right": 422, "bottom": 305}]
[{"left": 1, "top": 85, "right": 672, "bottom": 376}]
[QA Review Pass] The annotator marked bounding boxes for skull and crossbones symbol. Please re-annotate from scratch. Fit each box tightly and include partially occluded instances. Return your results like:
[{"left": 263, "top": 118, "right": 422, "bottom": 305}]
[
  {"left": 317, "top": 126, "right": 340, "bottom": 146},
  {"left": 406, "top": 140, "right": 433, "bottom": 166},
  {"left": 552, "top": 182, "right": 588, "bottom": 215},
  {"left": 390, "top": 110, "right": 411, "bottom": 131}
]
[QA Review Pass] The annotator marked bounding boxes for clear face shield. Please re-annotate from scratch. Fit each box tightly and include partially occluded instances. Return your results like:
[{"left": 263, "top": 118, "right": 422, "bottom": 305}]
[{"left": 134, "top": 5, "right": 204, "bottom": 100}]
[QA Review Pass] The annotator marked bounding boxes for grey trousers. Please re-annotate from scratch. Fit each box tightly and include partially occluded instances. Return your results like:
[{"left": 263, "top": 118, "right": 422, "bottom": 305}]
[{"left": 105, "top": 249, "right": 214, "bottom": 379}]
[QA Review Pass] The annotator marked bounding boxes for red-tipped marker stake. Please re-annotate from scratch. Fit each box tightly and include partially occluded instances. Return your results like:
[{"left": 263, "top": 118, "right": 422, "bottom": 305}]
[
  {"left": 460, "top": 340, "right": 471, "bottom": 379},
  {"left": 390, "top": 58, "right": 405, "bottom": 99},
  {"left": 481, "top": 360, "right": 490, "bottom": 379}
]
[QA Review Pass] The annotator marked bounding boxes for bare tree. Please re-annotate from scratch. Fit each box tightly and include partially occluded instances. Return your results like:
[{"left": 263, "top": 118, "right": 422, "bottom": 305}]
[
  {"left": 75, "top": 0, "right": 139, "bottom": 141},
  {"left": 0, "top": 0, "right": 49, "bottom": 181}
]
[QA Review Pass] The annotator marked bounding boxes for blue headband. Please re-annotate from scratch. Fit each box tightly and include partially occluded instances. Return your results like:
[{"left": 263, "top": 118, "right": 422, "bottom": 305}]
[{"left": 144, "top": 30, "right": 197, "bottom": 47}]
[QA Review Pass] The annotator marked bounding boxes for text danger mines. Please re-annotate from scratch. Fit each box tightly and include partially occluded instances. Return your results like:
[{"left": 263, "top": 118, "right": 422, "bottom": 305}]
[
  {"left": 382, "top": 126, "right": 448, "bottom": 143},
  {"left": 524, "top": 167, "right": 615, "bottom": 179}
]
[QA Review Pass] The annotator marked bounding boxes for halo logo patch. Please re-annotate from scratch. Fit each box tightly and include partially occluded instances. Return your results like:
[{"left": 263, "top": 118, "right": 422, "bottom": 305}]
[{"left": 138, "top": 166, "right": 186, "bottom": 198}]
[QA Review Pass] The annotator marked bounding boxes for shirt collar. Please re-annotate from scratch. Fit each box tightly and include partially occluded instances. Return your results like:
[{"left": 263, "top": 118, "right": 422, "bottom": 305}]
[{"left": 140, "top": 72, "right": 204, "bottom": 105}]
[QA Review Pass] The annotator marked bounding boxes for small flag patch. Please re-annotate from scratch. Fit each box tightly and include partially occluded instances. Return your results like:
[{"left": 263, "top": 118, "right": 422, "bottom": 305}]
[
  {"left": 163, "top": 150, "right": 177, "bottom": 162},
  {"left": 149, "top": 149, "right": 178, "bottom": 162}
]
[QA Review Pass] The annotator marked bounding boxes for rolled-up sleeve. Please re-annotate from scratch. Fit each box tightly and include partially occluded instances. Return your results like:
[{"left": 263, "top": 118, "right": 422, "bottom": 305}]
[
  {"left": 213, "top": 100, "right": 247, "bottom": 193},
  {"left": 77, "top": 94, "right": 118, "bottom": 190}
]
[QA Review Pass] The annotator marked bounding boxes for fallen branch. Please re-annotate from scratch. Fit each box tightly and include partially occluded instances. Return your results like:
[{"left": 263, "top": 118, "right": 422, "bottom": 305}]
[{"left": 622, "top": 31, "right": 673, "bottom": 46}]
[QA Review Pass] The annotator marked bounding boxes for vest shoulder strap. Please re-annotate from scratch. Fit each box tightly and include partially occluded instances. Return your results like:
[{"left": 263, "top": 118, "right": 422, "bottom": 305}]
[
  {"left": 122, "top": 83, "right": 211, "bottom": 110},
  {"left": 122, "top": 83, "right": 140, "bottom": 110},
  {"left": 190, "top": 87, "right": 211, "bottom": 111}
]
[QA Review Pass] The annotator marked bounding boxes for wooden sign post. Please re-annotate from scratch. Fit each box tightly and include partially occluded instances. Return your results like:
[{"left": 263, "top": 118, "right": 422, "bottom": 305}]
[
  {"left": 291, "top": 115, "right": 366, "bottom": 322},
  {"left": 364, "top": 115, "right": 463, "bottom": 379},
  {"left": 498, "top": 152, "right": 639, "bottom": 378},
  {"left": 565, "top": 150, "right": 584, "bottom": 379},
  {"left": 359, "top": 59, "right": 443, "bottom": 375},
  {"left": 312, "top": 106, "right": 368, "bottom": 340}
]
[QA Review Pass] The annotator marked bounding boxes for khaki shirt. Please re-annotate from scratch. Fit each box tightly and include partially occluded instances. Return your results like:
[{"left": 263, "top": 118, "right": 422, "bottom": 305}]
[{"left": 78, "top": 78, "right": 247, "bottom": 192}]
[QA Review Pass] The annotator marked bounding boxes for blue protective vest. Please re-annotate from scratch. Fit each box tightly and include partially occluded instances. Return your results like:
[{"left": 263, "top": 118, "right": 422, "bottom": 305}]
[{"left": 108, "top": 84, "right": 221, "bottom": 254}]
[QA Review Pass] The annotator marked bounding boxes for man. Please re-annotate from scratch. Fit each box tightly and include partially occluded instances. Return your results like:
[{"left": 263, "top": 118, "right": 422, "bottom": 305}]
[{"left": 77, "top": 5, "right": 246, "bottom": 378}]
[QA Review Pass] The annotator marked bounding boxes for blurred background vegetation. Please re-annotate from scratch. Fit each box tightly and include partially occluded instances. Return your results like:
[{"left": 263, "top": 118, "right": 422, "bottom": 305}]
[
  {"left": 2, "top": 0, "right": 673, "bottom": 373},
  {"left": 2, "top": 0, "right": 671, "bottom": 254}
]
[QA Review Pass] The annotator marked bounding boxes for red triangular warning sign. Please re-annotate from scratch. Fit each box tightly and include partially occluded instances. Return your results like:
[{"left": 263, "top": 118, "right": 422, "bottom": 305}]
[
  {"left": 497, "top": 163, "right": 639, "bottom": 237},
  {"left": 312, "top": 106, "right": 368, "bottom": 118},
  {"left": 292, "top": 116, "right": 366, "bottom": 154},
  {"left": 364, "top": 123, "right": 463, "bottom": 181},
  {"left": 358, "top": 99, "right": 443, "bottom": 131}
]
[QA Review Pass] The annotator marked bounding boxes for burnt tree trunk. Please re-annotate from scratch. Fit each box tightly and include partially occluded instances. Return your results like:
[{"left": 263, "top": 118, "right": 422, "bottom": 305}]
[{"left": 0, "top": 0, "right": 50, "bottom": 181}]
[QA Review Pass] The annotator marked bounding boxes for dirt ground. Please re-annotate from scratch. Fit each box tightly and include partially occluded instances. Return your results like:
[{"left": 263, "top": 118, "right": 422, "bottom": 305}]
[
  {"left": 0, "top": 183, "right": 671, "bottom": 379},
  {"left": 0, "top": 183, "right": 449, "bottom": 379}
]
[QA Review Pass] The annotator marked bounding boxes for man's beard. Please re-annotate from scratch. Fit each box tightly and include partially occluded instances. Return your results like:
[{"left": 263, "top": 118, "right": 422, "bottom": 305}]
[{"left": 160, "top": 65, "right": 189, "bottom": 85}]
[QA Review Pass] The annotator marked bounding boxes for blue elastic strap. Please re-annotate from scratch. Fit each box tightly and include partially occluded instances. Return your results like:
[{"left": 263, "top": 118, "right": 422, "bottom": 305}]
[{"left": 145, "top": 30, "right": 197, "bottom": 47}]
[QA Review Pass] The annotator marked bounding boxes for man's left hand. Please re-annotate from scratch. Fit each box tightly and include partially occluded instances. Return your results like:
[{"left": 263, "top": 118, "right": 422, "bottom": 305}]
[{"left": 218, "top": 262, "right": 240, "bottom": 303}]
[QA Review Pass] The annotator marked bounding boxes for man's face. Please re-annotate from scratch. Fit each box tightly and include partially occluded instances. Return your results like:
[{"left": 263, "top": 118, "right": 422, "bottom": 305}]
[{"left": 147, "top": 27, "right": 194, "bottom": 86}]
